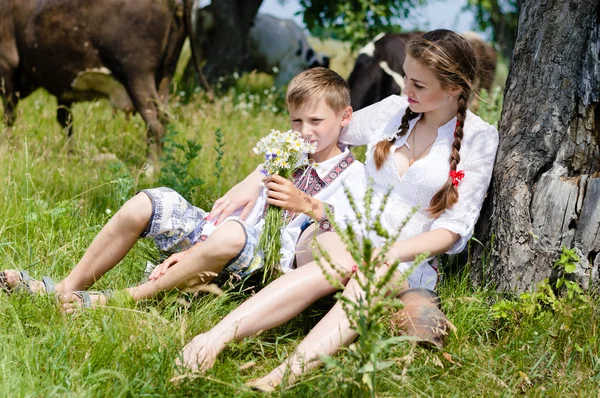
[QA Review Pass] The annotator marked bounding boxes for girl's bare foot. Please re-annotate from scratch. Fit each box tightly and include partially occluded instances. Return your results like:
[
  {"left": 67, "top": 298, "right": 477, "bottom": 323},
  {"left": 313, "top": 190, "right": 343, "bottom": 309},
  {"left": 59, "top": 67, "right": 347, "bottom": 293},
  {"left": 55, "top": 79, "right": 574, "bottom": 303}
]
[
  {"left": 177, "top": 333, "right": 226, "bottom": 373},
  {"left": 246, "top": 364, "right": 296, "bottom": 392}
]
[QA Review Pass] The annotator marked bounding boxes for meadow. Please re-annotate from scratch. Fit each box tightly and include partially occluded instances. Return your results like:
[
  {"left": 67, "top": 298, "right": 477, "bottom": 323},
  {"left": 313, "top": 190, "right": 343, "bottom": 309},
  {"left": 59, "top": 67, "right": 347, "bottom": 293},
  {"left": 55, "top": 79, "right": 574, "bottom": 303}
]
[{"left": 0, "top": 52, "right": 599, "bottom": 397}]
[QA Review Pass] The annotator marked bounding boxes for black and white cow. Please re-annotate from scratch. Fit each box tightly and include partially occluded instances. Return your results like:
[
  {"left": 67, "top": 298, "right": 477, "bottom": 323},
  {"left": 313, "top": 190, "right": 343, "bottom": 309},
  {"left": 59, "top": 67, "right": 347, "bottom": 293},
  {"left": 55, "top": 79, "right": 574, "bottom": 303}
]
[
  {"left": 248, "top": 14, "right": 330, "bottom": 87},
  {"left": 348, "top": 32, "right": 497, "bottom": 110},
  {"left": 191, "top": 6, "right": 330, "bottom": 87}
]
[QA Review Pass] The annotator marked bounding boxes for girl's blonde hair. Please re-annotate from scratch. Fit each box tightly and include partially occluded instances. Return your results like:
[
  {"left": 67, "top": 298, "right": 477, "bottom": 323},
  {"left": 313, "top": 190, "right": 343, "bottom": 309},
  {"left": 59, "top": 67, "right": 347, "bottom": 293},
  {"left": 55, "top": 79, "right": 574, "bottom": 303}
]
[{"left": 373, "top": 30, "right": 477, "bottom": 217}]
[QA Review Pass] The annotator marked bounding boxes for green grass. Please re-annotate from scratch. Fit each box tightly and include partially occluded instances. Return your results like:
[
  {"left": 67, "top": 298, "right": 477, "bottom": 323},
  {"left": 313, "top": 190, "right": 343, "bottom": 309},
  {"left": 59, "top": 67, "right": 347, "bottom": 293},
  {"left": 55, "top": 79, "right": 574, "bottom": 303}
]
[{"left": 1, "top": 75, "right": 599, "bottom": 397}]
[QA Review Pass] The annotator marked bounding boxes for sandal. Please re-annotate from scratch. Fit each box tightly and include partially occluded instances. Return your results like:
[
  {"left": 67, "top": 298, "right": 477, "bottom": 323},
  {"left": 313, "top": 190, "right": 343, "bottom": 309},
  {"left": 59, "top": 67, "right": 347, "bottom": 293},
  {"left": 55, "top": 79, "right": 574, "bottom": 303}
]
[
  {"left": 0, "top": 270, "right": 55, "bottom": 295},
  {"left": 68, "top": 290, "right": 114, "bottom": 309}
]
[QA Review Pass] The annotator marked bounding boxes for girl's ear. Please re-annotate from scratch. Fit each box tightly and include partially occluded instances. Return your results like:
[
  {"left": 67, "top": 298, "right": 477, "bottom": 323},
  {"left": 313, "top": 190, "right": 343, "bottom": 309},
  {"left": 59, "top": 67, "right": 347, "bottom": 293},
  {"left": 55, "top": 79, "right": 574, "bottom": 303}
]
[
  {"left": 340, "top": 105, "right": 353, "bottom": 127},
  {"left": 448, "top": 86, "right": 462, "bottom": 98}
]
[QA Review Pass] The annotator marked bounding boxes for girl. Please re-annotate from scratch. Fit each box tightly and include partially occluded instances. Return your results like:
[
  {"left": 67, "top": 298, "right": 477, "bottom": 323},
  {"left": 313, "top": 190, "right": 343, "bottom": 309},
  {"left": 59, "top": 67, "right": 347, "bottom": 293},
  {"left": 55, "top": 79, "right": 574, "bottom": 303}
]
[{"left": 179, "top": 29, "right": 500, "bottom": 390}]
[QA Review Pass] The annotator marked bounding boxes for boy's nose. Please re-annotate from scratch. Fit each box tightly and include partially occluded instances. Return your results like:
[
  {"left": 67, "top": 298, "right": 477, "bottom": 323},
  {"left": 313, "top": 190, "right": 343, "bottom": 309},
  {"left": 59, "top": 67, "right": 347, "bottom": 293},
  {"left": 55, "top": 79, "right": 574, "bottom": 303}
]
[{"left": 301, "top": 126, "right": 313, "bottom": 138}]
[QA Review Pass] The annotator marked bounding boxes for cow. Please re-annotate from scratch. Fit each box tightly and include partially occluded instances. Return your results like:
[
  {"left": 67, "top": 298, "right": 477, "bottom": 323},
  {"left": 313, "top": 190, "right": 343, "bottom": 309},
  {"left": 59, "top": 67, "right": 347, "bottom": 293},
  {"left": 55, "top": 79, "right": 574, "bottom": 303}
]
[
  {"left": 190, "top": 6, "right": 330, "bottom": 88},
  {"left": 247, "top": 14, "right": 330, "bottom": 87},
  {"left": 348, "top": 32, "right": 498, "bottom": 110},
  {"left": 0, "top": 0, "right": 201, "bottom": 170}
]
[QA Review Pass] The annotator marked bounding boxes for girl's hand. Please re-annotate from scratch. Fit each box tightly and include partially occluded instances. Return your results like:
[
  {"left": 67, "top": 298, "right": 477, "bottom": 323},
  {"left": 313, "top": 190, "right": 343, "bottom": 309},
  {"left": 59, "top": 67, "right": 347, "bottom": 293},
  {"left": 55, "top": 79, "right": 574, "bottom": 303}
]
[
  {"left": 207, "top": 169, "right": 263, "bottom": 225},
  {"left": 265, "top": 174, "right": 322, "bottom": 217},
  {"left": 148, "top": 251, "right": 188, "bottom": 281}
]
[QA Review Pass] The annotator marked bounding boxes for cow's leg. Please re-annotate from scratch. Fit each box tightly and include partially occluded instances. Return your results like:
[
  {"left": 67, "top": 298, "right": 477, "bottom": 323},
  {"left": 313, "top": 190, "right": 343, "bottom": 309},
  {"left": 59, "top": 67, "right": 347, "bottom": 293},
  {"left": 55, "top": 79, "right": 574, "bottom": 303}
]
[
  {"left": 157, "top": 77, "right": 171, "bottom": 125},
  {"left": 1, "top": 72, "right": 18, "bottom": 127},
  {"left": 126, "top": 76, "right": 164, "bottom": 174},
  {"left": 56, "top": 101, "right": 76, "bottom": 152},
  {"left": 56, "top": 101, "right": 74, "bottom": 138}
]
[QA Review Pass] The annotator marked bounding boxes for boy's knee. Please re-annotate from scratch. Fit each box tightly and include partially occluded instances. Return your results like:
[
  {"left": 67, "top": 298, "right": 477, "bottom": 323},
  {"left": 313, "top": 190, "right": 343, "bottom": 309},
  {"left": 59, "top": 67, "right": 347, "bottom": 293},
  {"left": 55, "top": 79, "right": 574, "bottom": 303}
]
[
  {"left": 208, "top": 221, "right": 247, "bottom": 258},
  {"left": 117, "top": 193, "right": 152, "bottom": 229}
]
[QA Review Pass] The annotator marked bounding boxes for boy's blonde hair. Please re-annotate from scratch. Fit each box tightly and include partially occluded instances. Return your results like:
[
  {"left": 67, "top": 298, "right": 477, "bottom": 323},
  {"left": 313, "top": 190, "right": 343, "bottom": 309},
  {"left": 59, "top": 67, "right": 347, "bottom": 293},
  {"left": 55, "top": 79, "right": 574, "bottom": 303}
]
[{"left": 286, "top": 67, "right": 350, "bottom": 113}]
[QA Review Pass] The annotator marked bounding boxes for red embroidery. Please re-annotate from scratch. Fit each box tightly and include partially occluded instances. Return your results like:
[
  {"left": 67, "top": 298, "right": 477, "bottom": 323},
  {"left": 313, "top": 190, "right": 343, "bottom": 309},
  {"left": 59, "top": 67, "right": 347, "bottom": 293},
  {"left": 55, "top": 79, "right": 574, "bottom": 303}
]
[
  {"left": 449, "top": 170, "right": 465, "bottom": 187},
  {"left": 264, "top": 152, "right": 356, "bottom": 223}
]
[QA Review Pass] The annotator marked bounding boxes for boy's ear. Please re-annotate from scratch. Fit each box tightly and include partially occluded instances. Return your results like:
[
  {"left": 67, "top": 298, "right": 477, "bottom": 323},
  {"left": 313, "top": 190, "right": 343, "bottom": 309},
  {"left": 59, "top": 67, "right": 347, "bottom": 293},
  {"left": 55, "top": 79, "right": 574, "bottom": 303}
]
[{"left": 340, "top": 105, "right": 353, "bottom": 127}]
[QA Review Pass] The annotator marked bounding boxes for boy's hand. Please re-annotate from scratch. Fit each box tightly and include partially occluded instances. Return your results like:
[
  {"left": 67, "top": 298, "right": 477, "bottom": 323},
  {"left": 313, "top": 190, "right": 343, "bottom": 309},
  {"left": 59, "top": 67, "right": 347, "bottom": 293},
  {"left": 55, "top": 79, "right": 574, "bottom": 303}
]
[
  {"left": 148, "top": 251, "right": 188, "bottom": 281},
  {"left": 265, "top": 175, "right": 323, "bottom": 218}
]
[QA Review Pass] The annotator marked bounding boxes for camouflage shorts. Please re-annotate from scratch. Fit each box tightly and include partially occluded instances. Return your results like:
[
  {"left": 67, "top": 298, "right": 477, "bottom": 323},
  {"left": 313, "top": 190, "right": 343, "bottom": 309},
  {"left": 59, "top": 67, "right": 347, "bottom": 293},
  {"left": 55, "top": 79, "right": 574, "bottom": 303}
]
[{"left": 141, "top": 187, "right": 263, "bottom": 279}]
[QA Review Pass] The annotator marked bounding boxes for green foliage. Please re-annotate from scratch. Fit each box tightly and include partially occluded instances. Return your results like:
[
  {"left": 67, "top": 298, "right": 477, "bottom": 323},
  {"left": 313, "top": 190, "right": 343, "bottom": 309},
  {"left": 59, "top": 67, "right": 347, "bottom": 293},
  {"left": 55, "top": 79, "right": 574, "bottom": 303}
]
[
  {"left": 300, "top": 0, "right": 425, "bottom": 49},
  {"left": 158, "top": 126, "right": 204, "bottom": 202},
  {"left": 464, "top": 0, "right": 519, "bottom": 59},
  {"left": 2, "top": 81, "right": 600, "bottom": 396},
  {"left": 213, "top": 128, "right": 226, "bottom": 197},
  {"left": 474, "top": 86, "right": 504, "bottom": 127},
  {"left": 108, "top": 161, "right": 135, "bottom": 207},
  {"left": 555, "top": 245, "right": 581, "bottom": 275},
  {"left": 313, "top": 181, "right": 423, "bottom": 396}
]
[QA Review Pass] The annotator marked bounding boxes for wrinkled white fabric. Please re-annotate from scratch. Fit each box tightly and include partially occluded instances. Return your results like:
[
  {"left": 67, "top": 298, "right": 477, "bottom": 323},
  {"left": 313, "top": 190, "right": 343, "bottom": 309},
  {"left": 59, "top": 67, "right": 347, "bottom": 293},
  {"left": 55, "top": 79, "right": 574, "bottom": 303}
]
[
  {"left": 202, "top": 148, "right": 366, "bottom": 273},
  {"left": 340, "top": 95, "right": 499, "bottom": 289}
]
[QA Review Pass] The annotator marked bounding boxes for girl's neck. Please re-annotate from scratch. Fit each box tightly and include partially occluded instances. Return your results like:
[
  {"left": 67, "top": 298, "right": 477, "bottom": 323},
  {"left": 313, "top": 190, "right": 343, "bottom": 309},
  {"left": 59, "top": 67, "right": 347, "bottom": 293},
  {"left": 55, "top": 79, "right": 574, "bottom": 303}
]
[{"left": 420, "top": 103, "right": 460, "bottom": 128}]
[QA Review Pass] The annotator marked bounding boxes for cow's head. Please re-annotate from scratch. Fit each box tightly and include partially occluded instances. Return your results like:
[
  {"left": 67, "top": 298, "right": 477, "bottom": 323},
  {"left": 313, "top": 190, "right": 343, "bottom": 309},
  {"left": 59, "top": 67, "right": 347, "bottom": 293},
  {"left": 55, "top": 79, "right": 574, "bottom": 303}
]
[{"left": 306, "top": 48, "right": 330, "bottom": 69}]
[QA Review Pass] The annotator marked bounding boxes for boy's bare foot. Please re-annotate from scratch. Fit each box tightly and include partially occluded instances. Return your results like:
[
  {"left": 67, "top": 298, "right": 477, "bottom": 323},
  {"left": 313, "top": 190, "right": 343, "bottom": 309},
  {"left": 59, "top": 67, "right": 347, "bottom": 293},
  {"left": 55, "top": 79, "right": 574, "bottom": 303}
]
[
  {"left": 177, "top": 333, "right": 225, "bottom": 374},
  {"left": 0, "top": 270, "right": 54, "bottom": 294},
  {"left": 60, "top": 291, "right": 111, "bottom": 313}
]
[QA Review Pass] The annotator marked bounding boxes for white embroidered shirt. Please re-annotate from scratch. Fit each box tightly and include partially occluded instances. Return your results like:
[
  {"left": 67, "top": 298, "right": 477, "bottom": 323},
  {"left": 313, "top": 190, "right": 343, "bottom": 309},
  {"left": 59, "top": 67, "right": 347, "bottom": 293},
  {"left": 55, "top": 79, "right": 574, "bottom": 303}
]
[{"left": 340, "top": 95, "right": 499, "bottom": 289}]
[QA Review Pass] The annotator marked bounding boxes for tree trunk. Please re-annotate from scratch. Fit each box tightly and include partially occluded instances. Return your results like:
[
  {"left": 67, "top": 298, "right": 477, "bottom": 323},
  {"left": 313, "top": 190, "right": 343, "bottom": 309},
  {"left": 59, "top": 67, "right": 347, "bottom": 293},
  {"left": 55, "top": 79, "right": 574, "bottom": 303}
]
[
  {"left": 201, "top": 0, "right": 263, "bottom": 84},
  {"left": 473, "top": 0, "right": 600, "bottom": 292}
]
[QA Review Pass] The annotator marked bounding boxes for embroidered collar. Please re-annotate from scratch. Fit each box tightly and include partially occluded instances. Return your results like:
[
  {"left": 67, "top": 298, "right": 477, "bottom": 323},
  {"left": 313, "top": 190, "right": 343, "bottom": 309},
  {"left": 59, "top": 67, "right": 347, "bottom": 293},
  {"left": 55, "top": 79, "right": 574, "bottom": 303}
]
[{"left": 311, "top": 148, "right": 352, "bottom": 179}]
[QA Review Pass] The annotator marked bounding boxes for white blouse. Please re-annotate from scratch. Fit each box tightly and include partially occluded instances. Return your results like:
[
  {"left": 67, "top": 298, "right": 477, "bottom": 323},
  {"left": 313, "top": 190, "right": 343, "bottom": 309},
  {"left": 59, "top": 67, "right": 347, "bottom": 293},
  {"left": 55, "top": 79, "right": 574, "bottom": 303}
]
[{"left": 340, "top": 95, "right": 499, "bottom": 289}]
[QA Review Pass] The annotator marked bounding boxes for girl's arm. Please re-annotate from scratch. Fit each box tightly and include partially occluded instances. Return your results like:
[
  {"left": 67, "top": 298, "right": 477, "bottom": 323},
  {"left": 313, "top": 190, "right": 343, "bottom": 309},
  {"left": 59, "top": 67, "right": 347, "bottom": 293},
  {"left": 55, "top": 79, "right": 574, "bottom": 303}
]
[
  {"left": 207, "top": 167, "right": 264, "bottom": 224},
  {"left": 339, "top": 95, "right": 408, "bottom": 146},
  {"left": 385, "top": 228, "right": 459, "bottom": 263},
  {"left": 388, "top": 124, "right": 499, "bottom": 263},
  {"left": 429, "top": 124, "right": 499, "bottom": 254}
]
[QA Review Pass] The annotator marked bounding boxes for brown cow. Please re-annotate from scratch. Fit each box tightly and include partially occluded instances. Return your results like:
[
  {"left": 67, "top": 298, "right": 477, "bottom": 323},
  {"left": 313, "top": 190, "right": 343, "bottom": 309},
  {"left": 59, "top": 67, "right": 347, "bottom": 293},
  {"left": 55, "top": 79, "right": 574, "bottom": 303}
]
[
  {"left": 0, "top": 0, "right": 200, "bottom": 170},
  {"left": 348, "top": 31, "right": 497, "bottom": 110}
]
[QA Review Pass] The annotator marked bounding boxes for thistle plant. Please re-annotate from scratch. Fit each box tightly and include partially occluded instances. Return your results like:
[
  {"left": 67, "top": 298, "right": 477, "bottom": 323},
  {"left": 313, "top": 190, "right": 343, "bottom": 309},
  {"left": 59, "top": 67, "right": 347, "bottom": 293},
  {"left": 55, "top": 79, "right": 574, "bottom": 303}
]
[
  {"left": 213, "top": 128, "right": 226, "bottom": 197},
  {"left": 253, "top": 129, "right": 316, "bottom": 282},
  {"left": 313, "top": 181, "right": 428, "bottom": 397},
  {"left": 158, "top": 125, "right": 204, "bottom": 202}
]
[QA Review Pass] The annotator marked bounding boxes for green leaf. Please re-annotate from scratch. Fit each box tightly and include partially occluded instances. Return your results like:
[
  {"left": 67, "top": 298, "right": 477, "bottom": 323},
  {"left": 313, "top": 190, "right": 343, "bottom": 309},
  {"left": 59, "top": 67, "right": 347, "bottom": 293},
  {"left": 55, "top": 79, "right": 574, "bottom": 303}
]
[{"left": 564, "top": 262, "right": 576, "bottom": 274}]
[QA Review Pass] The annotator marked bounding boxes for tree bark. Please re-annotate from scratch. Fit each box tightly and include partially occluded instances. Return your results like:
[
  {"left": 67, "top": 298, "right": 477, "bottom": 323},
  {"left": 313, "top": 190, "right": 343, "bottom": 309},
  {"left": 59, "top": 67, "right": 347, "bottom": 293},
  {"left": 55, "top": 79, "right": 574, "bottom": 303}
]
[
  {"left": 201, "top": 0, "right": 263, "bottom": 84},
  {"left": 473, "top": 0, "right": 600, "bottom": 292}
]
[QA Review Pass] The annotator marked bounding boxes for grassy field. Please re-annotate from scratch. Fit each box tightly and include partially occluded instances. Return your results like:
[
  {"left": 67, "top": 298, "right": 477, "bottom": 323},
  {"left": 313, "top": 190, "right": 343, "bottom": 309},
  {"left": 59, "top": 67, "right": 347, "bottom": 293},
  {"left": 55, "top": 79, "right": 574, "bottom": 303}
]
[{"left": 0, "top": 65, "right": 599, "bottom": 397}]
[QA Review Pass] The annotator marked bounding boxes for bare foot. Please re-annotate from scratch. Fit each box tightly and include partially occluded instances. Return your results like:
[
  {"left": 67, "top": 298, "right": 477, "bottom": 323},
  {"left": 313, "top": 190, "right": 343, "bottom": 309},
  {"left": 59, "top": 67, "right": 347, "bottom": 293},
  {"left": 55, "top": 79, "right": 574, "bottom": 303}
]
[
  {"left": 246, "top": 365, "right": 294, "bottom": 392},
  {"left": 60, "top": 291, "right": 110, "bottom": 313},
  {"left": 0, "top": 270, "right": 50, "bottom": 294},
  {"left": 176, "top": 333, "right": 226, "bottom": 374}
]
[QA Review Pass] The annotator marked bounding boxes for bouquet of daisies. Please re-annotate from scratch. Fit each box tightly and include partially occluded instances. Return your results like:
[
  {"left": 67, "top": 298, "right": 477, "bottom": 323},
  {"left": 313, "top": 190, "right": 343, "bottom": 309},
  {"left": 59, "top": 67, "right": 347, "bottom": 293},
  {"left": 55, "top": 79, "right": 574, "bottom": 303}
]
[{"left": 253, "top": 129, "right": 316, "bottom": 281}]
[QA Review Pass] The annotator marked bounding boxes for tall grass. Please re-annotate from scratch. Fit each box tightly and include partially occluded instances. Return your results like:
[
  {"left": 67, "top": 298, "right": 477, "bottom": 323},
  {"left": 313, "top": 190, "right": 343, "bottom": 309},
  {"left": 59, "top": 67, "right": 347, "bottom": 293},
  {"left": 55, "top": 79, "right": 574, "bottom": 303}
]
[{"left": 1, "top": 71, "right": 599, "bottom": 397}]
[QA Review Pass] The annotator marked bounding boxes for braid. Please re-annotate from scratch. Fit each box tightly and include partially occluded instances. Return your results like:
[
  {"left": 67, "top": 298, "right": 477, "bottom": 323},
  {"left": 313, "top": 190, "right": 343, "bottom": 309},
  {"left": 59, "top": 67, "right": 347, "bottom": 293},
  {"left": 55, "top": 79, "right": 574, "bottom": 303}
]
[
  {"left": 428, "top": 94, "right": 467, "bottom": 217},
  {"left": 374, "top": 107, "right": 419, "bottom": 169}
]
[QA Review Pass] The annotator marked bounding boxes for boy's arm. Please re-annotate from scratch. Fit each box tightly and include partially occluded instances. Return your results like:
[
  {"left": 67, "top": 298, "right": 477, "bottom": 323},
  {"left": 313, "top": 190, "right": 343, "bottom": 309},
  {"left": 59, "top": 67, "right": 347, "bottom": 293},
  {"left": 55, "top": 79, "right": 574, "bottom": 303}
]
[{"left": 208, "top": 168, "right": 264, "bottom": 224}]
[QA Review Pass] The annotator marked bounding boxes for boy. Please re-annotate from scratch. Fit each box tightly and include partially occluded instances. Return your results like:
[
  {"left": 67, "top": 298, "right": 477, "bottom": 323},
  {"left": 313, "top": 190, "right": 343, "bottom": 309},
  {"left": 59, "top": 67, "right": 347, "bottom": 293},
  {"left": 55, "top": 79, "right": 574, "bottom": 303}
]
[{"left": 0, "top": 68, "right": 366, "bottom": 311}]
